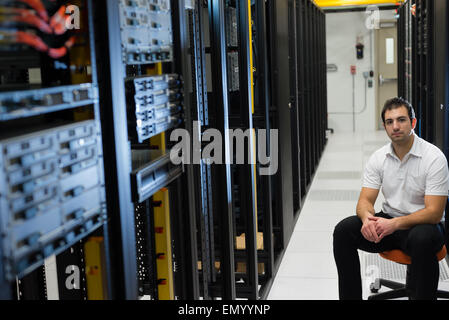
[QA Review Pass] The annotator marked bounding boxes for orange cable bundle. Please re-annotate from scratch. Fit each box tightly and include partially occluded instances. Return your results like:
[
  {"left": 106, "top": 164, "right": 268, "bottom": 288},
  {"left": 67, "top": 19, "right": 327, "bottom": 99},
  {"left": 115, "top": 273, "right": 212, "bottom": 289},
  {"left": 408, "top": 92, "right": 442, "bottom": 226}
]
[
  {"left": 10, "top": 8, "right": 52, "bottom": 33},
  {"left": 15, "top": 30, "right": 49, "bottom": 52},
  {"left": 0, "top": 1, "right": 77, "bottom": 58},
  {"left": 17, "top": 0, "right": 49, "bottom": 21},
  {"left": 50, "top": 5, "right": 68, "bottom": 35}
]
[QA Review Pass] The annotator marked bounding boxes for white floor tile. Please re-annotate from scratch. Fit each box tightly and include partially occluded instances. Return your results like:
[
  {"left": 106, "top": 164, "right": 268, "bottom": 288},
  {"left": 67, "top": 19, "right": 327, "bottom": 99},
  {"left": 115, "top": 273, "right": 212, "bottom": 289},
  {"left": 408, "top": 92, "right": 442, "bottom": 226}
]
[
  {"left": 267, "top": 277, "right": 338, "bottom": 300},
  {"left": 320, "top": 151, "right": 364, "bottom": 163},
  {"left": 315, "top": 160, "right": 363, "bottom": 172},
  {"left": 310, "top": 179, "right": 362, "bottom": 190},
  {"left": 276, "top": 252, "right": 338, "bottom": 279},
  {"left": 299, "top": 200, "right": 358, "bottom": 217},
  {"left": 286, "top": 231, "right": 334, "bottom": 253},
  {"left": 294, "top": 214, "right": 345, "bottom": 232}
]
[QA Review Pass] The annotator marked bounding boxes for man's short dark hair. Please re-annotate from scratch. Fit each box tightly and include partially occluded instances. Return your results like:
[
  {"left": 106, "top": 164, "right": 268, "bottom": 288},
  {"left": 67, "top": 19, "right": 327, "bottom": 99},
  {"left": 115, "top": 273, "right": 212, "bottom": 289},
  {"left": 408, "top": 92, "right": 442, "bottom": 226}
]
[{"left": 381, "top": 97, "right": 416, "bottom": 123}]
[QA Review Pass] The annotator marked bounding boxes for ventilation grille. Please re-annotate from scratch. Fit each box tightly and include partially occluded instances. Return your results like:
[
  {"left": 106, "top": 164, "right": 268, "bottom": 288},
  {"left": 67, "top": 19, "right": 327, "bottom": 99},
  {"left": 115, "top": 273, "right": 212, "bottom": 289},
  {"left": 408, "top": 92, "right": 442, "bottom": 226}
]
[{"left": 360, "top": 251, "right": 449, "bottom": 281}]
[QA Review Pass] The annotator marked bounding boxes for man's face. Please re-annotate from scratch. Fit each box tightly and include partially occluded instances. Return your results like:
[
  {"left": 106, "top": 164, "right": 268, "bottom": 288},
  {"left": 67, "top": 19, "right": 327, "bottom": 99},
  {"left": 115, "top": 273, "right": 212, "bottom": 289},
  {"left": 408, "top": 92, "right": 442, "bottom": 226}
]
[{"left": 383, "top": 105, "right": 416, "bottom": 144}]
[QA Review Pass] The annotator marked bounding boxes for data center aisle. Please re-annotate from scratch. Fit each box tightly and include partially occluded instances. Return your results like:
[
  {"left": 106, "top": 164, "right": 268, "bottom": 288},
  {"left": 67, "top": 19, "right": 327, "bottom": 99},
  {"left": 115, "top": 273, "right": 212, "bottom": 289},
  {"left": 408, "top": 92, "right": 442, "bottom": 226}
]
[{"left": 267, "top": 130, "right": 449, "bottom": 300}]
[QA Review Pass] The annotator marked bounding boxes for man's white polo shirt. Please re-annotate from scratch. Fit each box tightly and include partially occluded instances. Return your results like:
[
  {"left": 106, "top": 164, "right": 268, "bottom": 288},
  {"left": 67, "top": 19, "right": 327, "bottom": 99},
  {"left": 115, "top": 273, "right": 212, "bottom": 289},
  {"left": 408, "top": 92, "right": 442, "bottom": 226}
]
[{"left": 363, "top": 133, "right": 449, "bottom": 221}]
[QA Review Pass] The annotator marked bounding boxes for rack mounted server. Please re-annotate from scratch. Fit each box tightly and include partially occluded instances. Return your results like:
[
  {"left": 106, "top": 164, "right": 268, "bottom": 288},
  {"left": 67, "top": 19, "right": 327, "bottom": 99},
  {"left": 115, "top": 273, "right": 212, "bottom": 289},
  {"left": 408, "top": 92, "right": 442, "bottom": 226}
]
[
  {"left": 119, "top": 0, "right": 174, "bottom": 65},
  {"left": 0, "top": 120, "right": 105, "bottom": 279},
  {"left": 125, "top": 74, "right": 183, "bottom": 143}
]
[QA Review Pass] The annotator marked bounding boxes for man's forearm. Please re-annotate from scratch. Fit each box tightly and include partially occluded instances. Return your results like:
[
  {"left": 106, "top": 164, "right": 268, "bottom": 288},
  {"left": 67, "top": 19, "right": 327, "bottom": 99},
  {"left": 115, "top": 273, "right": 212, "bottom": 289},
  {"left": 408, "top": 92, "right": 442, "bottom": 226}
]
[
  {"left": 356, "top": 200, "right": 376, "bottom": 222},
  {"left": 394, "top": 208, "right": 443, "bottom": 230}
]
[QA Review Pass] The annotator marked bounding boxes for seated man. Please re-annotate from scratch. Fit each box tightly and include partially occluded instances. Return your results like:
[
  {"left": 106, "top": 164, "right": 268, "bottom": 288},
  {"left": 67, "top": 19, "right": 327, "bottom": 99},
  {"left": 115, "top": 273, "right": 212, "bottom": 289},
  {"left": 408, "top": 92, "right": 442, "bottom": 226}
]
[{"left": 333, "top": 97, "right": 449, "bottom": 300}]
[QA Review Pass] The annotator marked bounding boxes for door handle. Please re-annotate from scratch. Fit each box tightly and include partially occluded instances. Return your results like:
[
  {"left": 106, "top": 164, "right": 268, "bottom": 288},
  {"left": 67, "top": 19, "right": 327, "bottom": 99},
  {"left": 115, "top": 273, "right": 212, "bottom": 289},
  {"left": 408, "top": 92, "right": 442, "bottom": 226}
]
[{"left": 379, "top": 74, "right": 397, "bottom": 86}]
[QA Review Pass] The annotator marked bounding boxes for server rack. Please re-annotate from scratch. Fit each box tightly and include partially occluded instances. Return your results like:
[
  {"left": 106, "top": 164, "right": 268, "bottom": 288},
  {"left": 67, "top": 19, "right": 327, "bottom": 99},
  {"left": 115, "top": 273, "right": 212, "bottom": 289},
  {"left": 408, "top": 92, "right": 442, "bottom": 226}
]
[
  {"left": 252, "top": 0, "right": 275, "bottom": 300},
  {"left": 412, "top": 0, "right": 430, "bottom": 140},
  {"left": 171, "top": 0, "right": 201, "bottom": 300},
  {"left": 266, "top": 0, "right": 295, "bottom": 280},
  {"left": 399, "top": 0, "right": 449, "bottom": 150},
  {"left": 410, "top": 0, "right": 449, "bottom": 151},
  {"left": 289, "top": 0, "right": 301, "bottom": 217},
  {"left": 0, "top": 0, "right": 111, "bottom": 299},
  {"left": 230, "top": 0, "right": 258, "bottom": 300},
  {"left": 431, "top": 0, "right": 449, "bottom": 155},
  {"left": 179, "top": 0, "right": 329, "bottom": 300},
  {"left": 261, "top": 0, "right": 328, "bottom": 298},
  {"left": 399, "top": 0, "right": 449, "bottom": 246},
  {"left": 93, "top": 0, "right": 192, "bottom": 300},
  {"left": 188, "top": 0, "right": 231, "bottom": 300},
  {"left": 398, "top": 0, "right": 413, "bottom": 103},
  {"left": 296, "top": 0, "right": 327, "bottom": 198},
  {"left": 190, "top": 0, "right": 260, "bottom": 300}
]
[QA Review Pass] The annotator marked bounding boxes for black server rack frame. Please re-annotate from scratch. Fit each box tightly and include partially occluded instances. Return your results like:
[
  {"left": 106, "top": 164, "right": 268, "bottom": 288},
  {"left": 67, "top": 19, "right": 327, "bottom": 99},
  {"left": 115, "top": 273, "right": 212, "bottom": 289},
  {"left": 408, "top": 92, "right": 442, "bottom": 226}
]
[
  {"left": 288, "top": 0, "right": 302, "bottom": 217},
  {"left": 431, "top": 0, "right": 449, "bottom": 154},
  {"left": 232, "top": 0, "right": 258, "bottom": 300},
  {"left": 413, "top": 0, "right": 433, "bottom": 141},
  {"left": 296, "top": 0, "right": 309, "bottom": 201},
  {"left": 205, "top": 0, "right": 237, "bottom": 300},
  {"left": 94, "top": 0, "right": 193, "bottom": 300},
  {"left": 267, "top": 0, "right": 295, "bottom": 273},
  {"left": 411, "top": 0, "right": 449, "bottom": 152},
  {"left": 93, "top": 0, "right": 139, "bottom": 299},
  {"left": 398, "top": 0, "right": 414, "bottom": 103},
  {"left": 188, "top": 0, "right": 216, "bottom": 300},
  {"left": 400, "top": 0, "right": 449, "bottom": 262},
  {"left": 191, "top": 0, "right": 269, "bottom": 300},
  {"left": 251, "top": 0, "right": 275, "bottom": 300}
]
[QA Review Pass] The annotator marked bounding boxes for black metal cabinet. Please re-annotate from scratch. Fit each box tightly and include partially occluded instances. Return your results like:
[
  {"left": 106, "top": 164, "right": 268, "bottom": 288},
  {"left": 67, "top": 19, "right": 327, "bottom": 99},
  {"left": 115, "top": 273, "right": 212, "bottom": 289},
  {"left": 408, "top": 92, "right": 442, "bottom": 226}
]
[
  {"left": 268, "top": 0, "right": 294, "bottom": 255},
  {"left": 399, "top": 0, "right": 449, "bottom": 153},
  {"left": 399, "top": 0, "right": 449, "bottom": 246},
  {"left": 93, "top": 0, "right": 192, "bottom": 300},
  {"left": 260, "top": 0, "right": 327, "bottom": 298}
]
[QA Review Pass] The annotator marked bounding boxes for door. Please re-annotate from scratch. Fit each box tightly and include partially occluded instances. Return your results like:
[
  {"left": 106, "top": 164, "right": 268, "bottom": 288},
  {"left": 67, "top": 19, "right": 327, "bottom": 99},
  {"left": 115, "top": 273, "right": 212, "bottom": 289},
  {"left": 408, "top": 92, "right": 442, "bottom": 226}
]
[{"left": 375, "top": 25, "right": 398, "bottom": 130}]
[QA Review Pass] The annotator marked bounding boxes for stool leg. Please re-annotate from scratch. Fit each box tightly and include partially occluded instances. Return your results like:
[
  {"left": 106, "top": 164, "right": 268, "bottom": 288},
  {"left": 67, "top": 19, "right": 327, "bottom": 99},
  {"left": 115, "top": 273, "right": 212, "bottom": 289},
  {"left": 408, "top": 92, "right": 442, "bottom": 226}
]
[
  {"left": 368, "top": 278, "right": 409, "bottom": 300},
  {"left": 368, "top": 288, "right": 408, "bottom": 300},
  {"left": 405, "top": 266, "right": 416, "bottom": 300},
  {"left": 379, "top": 279, "right": 405, "bottom": 290},
  {"left": 436, "top": 290, "right": 449, "bottom": 299}
]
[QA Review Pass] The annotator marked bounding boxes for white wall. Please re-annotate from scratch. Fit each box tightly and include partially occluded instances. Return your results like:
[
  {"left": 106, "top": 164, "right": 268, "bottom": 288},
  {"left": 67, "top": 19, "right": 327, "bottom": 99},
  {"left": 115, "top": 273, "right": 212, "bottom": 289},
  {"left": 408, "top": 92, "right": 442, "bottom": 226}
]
[{"left": 325, "top": 10, "right": 396, "bottom": 133}]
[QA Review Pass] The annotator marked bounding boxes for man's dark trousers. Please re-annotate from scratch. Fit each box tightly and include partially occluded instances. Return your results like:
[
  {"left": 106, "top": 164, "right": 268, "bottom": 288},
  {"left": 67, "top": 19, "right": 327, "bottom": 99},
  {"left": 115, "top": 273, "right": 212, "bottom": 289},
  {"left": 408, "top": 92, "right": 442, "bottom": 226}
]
[{"left": 333, "top": 212, "right": 445, "bottom": 300}]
